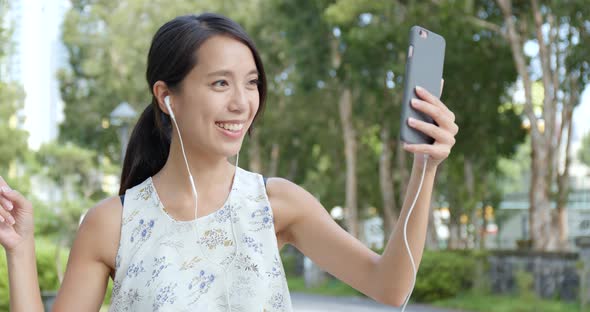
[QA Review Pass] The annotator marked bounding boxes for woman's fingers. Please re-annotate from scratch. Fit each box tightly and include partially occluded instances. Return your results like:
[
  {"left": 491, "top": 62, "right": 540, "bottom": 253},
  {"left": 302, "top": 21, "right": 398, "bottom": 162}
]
[
  {"left": 415, "top": 86, "right": 454, "bottom": 121},
  {"left": 0, "top": 176, "right": 8, "bottom": 189},
  {"left": 0, "top": 188, "right": 30, "bottom": 211},
  {"left": 0, "top": 189, "right": 16, "bottom": 225},
  {"left": 411, "top": 98, "right": 457, "bottom": 134},
  {"left": 403, "top": 142, "right": 451, "bottom": 160},
  {"left": 408, "top": 117, "right": 455, "bottom": 145},
  {"left": 0, "top": 192, "right": 13, "bottom": 211},
  {"left": 0, "top": 202, "right": 15, "bottom": 225},
  {"left": 0, "top": 177, "right": 17, "bottom": 225}
]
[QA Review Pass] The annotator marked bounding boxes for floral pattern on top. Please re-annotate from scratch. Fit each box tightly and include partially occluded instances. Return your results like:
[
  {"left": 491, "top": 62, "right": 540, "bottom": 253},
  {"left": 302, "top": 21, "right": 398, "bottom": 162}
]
[
  {"left": 179, "top": 256, "right": 203, "bottom": 271},
  {"left": 187, "top": 269, "right": 216, "bottom": 306},
  {"left": 126, "top": 260, "right": 145, "bottom": 278},
  {"left": 109, "top": 168, "right": 293, "bottom": 311},
  {"left": 213, "top": 203, "right": 238, "bottom": 224},
  {"left": 242, "top": 234, "right": 264, "bottom": 255},
  {"left": 266, "top": 255, "right": 284, "bottom": 279},
  {"left": 152, "top": 282, "right": 178, "bottom": 311},
  {"left": 250, "top": 205, "right": 274, "bottom": 232},
  {"left": 221, "top": 251, "right": 262, "bottom": 278},
  {"left": 146, "top": 256, "right": 171, "bottom": 287},
  {"left": 129, "top": 218, "right": 155, "bottom": 244},
  {"left": 199, "top": 228, "right": 234, "bottom": 250}
]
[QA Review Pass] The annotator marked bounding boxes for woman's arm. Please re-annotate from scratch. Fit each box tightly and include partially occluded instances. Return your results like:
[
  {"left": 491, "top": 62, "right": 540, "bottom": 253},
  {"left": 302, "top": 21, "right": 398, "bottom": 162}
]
[
  {"left": 269, "top": 85, "right": 458, "bottom": 307},
  {"left": 373, "top": 156, "right": 437, "bottom": 306},
  {"left": 0, "top": 180, "right": 44, "bottom": 312},
  {"left": 5, "top": 237, "right": 44, "bottom": 312},
  {"left": 370, "top": 85, "right": 458, "bottom": 305},
  {"left": 51, "top": 197, "right": 122, "bottom": 311},
  {"left": 0, "top": 179, "right": 121, "bottom": 312}
]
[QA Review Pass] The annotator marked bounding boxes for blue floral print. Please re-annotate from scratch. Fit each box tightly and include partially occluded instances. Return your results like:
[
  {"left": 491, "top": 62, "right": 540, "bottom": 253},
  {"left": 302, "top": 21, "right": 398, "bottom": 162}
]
[
  {"left": 250, "top": 206, "right": 274, "bottom": 231},
  {"left": 152, "top": 283, "right": 177, "bottom": 311},
  {"left": 130, "top": 218, "right": 155, "bottom": 243},
  {"left": 110, "top": 169, "right": 293, "bottom": 311}
]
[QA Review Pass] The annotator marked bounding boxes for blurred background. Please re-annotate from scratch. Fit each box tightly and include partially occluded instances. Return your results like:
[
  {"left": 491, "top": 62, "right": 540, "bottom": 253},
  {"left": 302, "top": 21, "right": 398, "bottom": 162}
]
[{"left": 1, "top": 0, "right": 589, "bottom": 311}]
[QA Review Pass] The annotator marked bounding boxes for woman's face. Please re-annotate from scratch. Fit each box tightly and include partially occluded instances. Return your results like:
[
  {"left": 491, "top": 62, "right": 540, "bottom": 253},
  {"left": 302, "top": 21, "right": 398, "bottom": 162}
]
[{"left": 173, "top": 35, "right": 260, "bottom": 159}]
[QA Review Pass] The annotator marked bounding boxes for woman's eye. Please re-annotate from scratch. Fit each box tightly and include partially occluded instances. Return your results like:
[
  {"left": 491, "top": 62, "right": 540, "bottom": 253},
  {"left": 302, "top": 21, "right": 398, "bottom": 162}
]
[
  {"left": 213, "top": 80, "right": 228, "bottom": 87},
  {"left": 249, "top": 79, "right": 260, "bottom": 85}
]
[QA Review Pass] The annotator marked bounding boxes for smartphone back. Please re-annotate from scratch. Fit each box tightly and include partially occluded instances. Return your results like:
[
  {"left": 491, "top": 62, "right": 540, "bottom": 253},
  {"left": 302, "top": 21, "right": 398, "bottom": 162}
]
[{"left": 400, "top": 26, "right": 446, "bottom": 145}]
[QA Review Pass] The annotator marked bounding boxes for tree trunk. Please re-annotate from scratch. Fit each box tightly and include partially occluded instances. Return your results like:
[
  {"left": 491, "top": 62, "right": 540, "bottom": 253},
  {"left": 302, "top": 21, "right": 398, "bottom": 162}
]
[
  {"left": 496, "top": 0, "right": 555, "bottom": 250},
  {"left": 287, "top": 158, "right": 298, "bottom": 182},
  {"left": 55, "top": 236, "right": 66, "bottom": 283},
  {"left": 269, "top": 143, "right": 280, "bottom": 177},
  {"left": 555, "top": 76, "right": 578, "bottom": 250},
  {"left": 248, "top": 129, "right": 262, "bottom": 173},
  {"left": 425, "top": 201, "right": 439, "bottom": 250},
  {"left": 463, "top": 158, "right": 483, "bottom": 249},
  {"left": 530, "top": 144, "right": 554, "bottom": 250},
  {"left": 379, "top": 124, "right": 397, "bottom": 241},
  {"left": 448, "top": 221, "right": 461, "bottom": 250},
  {"left": 339, "top": 88, "right": 359, "bottom": 237}
]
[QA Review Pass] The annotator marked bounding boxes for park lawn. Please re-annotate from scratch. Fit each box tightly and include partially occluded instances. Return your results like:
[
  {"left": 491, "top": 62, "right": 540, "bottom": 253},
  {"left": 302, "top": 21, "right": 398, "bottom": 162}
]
[
  {"left": 287, "top": 276, "right": 364, "bottom": 297},
  {"left": 288, "top": 276, "right": 581, "bottom": 312},
  {"left": 432, "top": 292, "right": 580, "bottom": 312}
]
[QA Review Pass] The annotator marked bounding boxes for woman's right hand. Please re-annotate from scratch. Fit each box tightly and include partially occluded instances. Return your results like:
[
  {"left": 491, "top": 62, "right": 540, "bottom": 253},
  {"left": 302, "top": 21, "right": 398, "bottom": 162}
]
[{"left": 0, "top": 176, "right": 35, "bottom": 253}]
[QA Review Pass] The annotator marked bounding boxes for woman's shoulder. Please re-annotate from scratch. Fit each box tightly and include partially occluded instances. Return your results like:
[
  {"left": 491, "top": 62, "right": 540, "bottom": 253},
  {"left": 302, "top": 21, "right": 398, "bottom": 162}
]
[
  {"left": 265, "top": 177, "right": 309, "bottom": 240},
  {"left": 77, "top": 196, "right": 123, "bottom": 270},
  {"left": 82, "top": 196, "right": 124, "bottom": 227}
]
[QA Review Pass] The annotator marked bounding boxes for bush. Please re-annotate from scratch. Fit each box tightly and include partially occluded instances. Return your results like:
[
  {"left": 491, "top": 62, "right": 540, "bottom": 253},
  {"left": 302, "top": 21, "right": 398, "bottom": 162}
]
[
  {"left": 36, "top": 239, "right": 69, "bottom": 291},
  {"left": 515, "top": 269, "right": 536, "bottom": 300},
  {"left": 280, "top": 251, "right": 298, "bottom": 276},
  {"left": 0, "top": 251, "right": 9, "bottom": 311},
  {"left": 0, "top": 239, "right": 69, "bottom": 309},
  {"left": 412, "top": 250, "right": 480, "bottom": 302}
]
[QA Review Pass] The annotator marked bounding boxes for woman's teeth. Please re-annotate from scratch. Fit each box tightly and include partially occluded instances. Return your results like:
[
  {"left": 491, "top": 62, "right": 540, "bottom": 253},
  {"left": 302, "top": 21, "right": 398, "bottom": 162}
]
[{"left": 215, "top": 122, "right": 244, "bottom": 132}]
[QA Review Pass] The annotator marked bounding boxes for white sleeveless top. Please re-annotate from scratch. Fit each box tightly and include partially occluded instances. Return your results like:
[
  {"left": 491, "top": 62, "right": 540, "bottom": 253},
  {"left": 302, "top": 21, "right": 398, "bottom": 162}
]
[{"left": 109, "top": 167, "right": 293, "bottom": 311}]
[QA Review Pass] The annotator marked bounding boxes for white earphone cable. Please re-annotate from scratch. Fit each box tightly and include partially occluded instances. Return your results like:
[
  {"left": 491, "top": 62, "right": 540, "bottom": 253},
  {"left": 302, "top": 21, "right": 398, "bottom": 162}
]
[
  {"left": 167, "top": 97, "right": 239, "bottom": 311},
  {"left": 400, "top": 154, "right": 428, "bottom": 312}
]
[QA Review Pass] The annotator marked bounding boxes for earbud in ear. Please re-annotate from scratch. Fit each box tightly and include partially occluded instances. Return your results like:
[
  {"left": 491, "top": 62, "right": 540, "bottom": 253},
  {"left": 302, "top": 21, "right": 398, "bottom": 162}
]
[{"left": 164, "top": 96, "right": 175, "bottom": 120}]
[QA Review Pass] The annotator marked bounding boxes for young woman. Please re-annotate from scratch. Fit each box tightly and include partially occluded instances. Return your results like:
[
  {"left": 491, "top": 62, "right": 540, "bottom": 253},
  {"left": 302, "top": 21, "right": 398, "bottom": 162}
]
[{"left": 0, "top": 13, "right": 458, "bottom": 311}]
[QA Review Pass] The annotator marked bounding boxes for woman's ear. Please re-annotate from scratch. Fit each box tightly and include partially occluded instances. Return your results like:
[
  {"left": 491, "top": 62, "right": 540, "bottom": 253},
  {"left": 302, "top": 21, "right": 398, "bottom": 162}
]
[{"left": 153, "top": 80, "right": 172, "bottom": 116}]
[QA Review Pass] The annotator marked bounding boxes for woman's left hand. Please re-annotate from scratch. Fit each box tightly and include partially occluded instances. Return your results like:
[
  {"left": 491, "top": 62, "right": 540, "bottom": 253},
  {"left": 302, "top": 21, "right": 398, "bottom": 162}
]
[{"left": 403, "top": 81, "right": 459, "bottom": 168}]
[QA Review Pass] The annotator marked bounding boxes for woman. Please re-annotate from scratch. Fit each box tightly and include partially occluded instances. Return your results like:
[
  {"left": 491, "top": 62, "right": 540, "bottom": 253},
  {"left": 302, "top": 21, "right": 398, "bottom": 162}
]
[{"left": 0, "top": 13, "right": 458, "bottom": 311}]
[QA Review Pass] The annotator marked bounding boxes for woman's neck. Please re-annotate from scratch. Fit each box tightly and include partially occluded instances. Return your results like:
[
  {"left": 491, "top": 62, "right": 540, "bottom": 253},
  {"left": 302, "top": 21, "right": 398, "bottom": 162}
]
[{"left": 153, "top": 141, "right": 237, "bottom": 204}]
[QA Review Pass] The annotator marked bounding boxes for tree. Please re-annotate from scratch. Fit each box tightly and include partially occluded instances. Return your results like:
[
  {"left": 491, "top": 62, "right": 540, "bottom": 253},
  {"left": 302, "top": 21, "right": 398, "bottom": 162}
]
[
  {"left": 57, "top": 0, "right": 531, "bottom": 252},
  {"left": 34, "top": 141, "right": 105, "bottom": 282},
  {"left": 472, "top": 0, "right": 590, "bottom": 250},
  {"left": 0, "top": 0, "right": 30, "bottom": 192},
  {"left": 579, "top": 133, "right": 590, "bottom": 168},
  {"left": 59, "top": 0, "right": 219, "bottom": 162}
]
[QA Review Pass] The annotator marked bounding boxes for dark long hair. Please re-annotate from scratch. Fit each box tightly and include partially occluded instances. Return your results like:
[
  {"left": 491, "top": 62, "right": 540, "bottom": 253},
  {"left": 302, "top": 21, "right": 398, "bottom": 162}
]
[{"left": 118, "top": 13, "right": 267, "bottom": 195}]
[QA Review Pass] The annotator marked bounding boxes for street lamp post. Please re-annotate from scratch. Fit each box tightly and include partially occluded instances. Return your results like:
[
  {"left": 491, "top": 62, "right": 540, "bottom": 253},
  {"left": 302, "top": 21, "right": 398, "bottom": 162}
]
[{"left": 110, "top": 102, "right": 137, "bottom": 164}]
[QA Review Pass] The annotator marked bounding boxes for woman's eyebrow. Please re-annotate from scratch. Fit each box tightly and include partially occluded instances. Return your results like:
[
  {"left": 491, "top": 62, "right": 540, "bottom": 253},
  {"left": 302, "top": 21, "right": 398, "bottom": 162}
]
[
  {"left": 207, "top": 70, "right": 231, "bottom": 77},
  {"left": 206, "top": 69, "right": 259, "bottom": 77}
]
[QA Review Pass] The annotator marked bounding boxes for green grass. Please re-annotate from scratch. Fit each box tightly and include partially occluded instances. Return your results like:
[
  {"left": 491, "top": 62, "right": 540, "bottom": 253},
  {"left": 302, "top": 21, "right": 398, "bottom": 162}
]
[
  {"left": 287, "top": 276, "right": 364, "bottom": 297},
  {"left": 287, "top": 276, "right": 582, "bottom": 312},
  {"left": 432, "top": 292, "right": 581, "bottom": 312}
]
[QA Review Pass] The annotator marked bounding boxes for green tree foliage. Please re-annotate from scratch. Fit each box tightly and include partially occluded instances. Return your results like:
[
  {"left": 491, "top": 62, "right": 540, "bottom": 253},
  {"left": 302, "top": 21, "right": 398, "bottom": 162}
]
[
  {"left": 58, "top": 0, "right": 533, "bottom": 243},
  {"left": 0, "top": 0, "right": 28, "bottom": 174},
  {"left": 579, "top": 133, "right": 590, "bottom": 167}
]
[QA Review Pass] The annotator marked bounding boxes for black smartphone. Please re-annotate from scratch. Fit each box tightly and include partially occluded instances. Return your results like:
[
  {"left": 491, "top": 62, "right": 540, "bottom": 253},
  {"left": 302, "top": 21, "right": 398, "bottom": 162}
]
[{"left": 400, "top": 26, "right": 446, "bottom": 145}]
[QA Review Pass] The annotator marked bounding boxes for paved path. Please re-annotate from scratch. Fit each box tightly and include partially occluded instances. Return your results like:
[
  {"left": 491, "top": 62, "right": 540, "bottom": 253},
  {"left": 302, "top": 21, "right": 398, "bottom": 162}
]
[{"left": 291, "top": 292, "right": 468, "bottom": 312}]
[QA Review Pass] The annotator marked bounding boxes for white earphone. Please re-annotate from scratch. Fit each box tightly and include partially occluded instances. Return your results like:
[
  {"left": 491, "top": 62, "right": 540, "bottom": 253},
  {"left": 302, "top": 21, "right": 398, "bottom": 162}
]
[
  {"left": 163, "top": 94, "right": 239, "bottom": 310},
  {"left": 164, "top": 95, "right": 175, "bottom": 120}
]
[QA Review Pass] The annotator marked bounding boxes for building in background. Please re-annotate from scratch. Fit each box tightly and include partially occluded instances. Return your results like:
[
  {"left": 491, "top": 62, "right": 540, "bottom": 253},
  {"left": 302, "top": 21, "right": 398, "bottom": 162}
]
[{"left": 6, "top": 0, "right": 69, "bottom": 150}]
